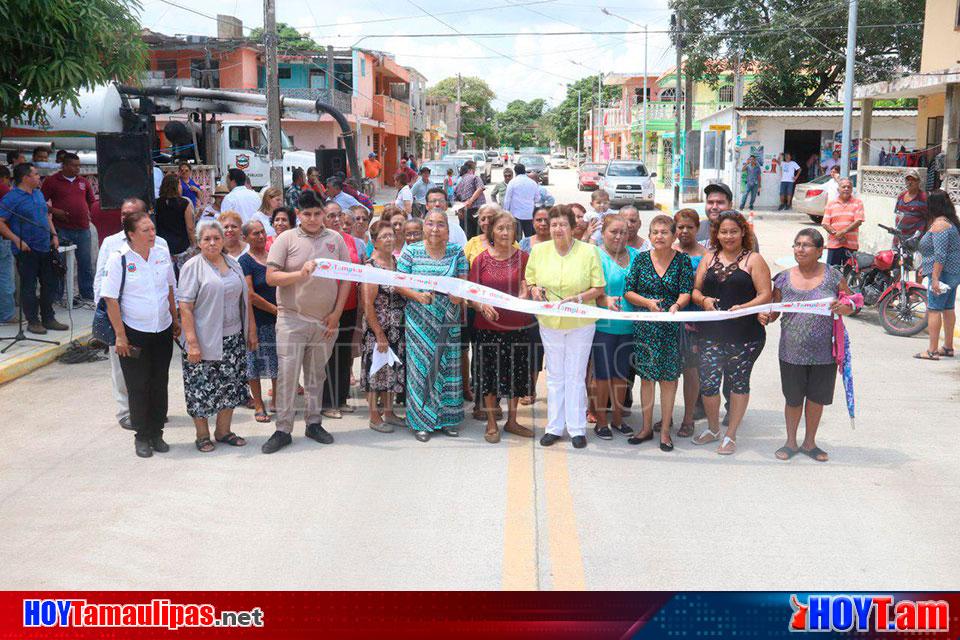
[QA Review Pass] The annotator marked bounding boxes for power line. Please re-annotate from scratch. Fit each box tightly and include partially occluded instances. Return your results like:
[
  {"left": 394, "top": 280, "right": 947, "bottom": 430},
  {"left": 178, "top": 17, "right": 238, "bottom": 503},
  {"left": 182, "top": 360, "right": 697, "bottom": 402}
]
[{"left": 300, "top": 0, "right": 561, "bottom": 29}]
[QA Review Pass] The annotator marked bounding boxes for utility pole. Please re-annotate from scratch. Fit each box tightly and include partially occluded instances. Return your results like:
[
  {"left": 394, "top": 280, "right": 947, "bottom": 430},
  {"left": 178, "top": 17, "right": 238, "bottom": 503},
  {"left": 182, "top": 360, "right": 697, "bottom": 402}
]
[
  {"left": 456, "top": 73, "right": 462, "bottom": 150},
  {"left": 731, "top": 46, "right": 744, "bottom": 201},
  {"left": 839, "top": 0, "right": 858, "bottom": 178},
  {"left": 672, "top": 12, "right": 682, "bottom": 208},
  {"left": 576, "top": 89, "right": 582, "bottom": 162},
  {"left": 642, "top": 24, "right": 648, "bottom": 166},
  {"left": 597, "top": 71, "right": 605, "bottom": 162},
  {"left": 263, "top": 0, "right": 283, "bottom": 190}
]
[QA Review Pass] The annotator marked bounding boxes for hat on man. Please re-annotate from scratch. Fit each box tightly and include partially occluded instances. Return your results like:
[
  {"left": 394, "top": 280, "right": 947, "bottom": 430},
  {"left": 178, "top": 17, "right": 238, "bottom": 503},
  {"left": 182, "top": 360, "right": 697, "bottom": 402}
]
[
  {"left": 368, "top": 152, "right": 377, "bottom": 159},
  {"left": 904, "top": 168, "right": 920, "bottom": 181},
  {"left": 213, "top": 183, "right": 230, "bottom": 198},
  {"left": 704, "top": 182, "right": 733, "bottom": 201}
]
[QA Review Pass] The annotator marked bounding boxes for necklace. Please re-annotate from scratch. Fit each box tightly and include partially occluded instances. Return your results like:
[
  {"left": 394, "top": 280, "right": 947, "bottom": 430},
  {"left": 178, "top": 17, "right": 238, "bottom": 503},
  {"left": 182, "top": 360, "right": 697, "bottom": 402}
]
[{"left": 603, "top": 246, "right": 629, "bottom": 267}]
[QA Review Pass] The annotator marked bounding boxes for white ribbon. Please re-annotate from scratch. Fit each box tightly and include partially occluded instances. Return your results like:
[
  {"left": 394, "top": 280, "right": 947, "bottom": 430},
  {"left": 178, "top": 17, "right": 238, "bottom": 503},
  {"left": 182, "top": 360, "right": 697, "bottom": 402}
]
[{"left": 312, "top": 259, "right": 834, "bottom": 322}]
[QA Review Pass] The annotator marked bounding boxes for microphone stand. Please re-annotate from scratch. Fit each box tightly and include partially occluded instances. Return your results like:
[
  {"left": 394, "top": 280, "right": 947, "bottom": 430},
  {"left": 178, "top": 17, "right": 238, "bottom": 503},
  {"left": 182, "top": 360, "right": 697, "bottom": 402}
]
[{"left": 0, "top": 204, "right": 61, "bottom": 353}]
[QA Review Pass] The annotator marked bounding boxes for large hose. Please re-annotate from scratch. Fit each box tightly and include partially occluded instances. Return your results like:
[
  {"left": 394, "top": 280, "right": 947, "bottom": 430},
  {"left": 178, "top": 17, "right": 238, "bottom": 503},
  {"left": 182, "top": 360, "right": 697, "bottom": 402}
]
[{"left": 116, "top": 84, "right": 361, "bottom": 178}]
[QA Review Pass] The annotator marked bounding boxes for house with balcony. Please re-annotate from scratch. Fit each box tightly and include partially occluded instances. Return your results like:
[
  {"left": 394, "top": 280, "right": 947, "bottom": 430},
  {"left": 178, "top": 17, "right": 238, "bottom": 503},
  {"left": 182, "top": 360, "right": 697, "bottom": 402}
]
[
  {"left": 424, "top": 95, "right": 458, "bottom": 160},
  {"left": 142, "top": 15, "right": 416, "bottom": 186},
  {"left": 854, "top": 0, "right": 959, "bottom": 250},
  {"left": 406, "top": 67, "right": 428, "bottom": 160}
]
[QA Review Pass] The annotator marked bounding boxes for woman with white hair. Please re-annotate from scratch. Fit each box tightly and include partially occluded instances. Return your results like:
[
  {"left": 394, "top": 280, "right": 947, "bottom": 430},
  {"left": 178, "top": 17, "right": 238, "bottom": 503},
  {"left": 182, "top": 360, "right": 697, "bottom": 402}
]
[{"left": 178, "top": 219, "right": 258, "bottom": 453}]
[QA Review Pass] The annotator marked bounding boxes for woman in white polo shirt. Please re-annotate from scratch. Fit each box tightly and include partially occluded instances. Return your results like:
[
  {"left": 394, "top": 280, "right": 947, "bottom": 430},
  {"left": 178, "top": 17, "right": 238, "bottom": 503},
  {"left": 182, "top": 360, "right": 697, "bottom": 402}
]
[{"left": 102, "top": 210, "right": 179, "bottom": 459}]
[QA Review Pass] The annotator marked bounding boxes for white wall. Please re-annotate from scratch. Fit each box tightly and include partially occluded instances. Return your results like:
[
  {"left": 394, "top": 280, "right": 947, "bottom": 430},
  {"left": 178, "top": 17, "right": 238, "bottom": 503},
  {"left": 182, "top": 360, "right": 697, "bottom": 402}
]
[{"left": 698, "top": 113, "right": 917, "bottom": 209}]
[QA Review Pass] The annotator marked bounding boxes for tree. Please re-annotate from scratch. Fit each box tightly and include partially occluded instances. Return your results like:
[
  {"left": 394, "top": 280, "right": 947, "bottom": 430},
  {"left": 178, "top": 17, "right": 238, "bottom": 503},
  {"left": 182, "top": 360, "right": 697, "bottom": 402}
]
[
  {"left": 495, "top": 99, "right": 551, "bottom": 148},
  {"left": 249, "top": 22, "right": 321, "bottom": 52},
  {"left": 427, "top": 76, "right": 497, "bottom": 146},
  {"left": 550, "top": 75, "right": 619, "bottom": 149},
  {"left": 0, "top": 0, "right": 146, "bottom": 129},
  {"left": 671, "top": 0, "right": 923, "bottom": 107}
]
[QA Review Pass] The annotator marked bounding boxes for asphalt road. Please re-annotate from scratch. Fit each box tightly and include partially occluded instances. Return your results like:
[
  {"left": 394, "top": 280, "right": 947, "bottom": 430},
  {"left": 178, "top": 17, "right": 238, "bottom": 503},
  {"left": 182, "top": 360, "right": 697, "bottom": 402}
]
[{"left": 2, "top": 167, "right": 958, "bottom": 589}]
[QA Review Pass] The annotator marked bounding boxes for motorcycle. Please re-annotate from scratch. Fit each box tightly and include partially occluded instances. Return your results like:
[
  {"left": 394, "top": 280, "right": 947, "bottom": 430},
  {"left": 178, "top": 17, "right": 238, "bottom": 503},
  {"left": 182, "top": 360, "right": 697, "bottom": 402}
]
[{"left": 842, "top": 223, "right": 928, "bottom": 337}]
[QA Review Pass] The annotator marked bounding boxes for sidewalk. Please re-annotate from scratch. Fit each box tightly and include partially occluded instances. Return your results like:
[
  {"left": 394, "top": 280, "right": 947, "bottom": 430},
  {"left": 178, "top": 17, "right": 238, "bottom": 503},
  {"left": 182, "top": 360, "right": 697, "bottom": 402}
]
[{"left": 0, "top": 306, "right": 93, "bottom": 385}]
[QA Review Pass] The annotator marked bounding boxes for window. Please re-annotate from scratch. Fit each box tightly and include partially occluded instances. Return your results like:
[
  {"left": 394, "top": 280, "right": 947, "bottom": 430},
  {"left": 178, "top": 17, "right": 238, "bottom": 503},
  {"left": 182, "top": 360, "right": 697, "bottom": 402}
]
[
  {"left": 278, "top": 66, "right": 292, "bottom": 80},
  {"left": 228, "top": 125, "right": 263, "bottom": 152},
  {"left": 360, "top": 57, "right": 366, "bottom": 76},
  {"left": 703, "top": 130, "right": 725, "bottom": 170},
  {"left": 718, "top": 85, "right": 734, "bottom": 103},
  {"left": 633, "top": 87, "right": 651, "bottom": 104},
  {"left": 156, "top": 59, "right": 178, "bottom": 79},
  {"left": 189, "top": 58, "right": 219, "bottom": 87},
  {"left": 659, "top": 87, "right": 684, "bottom": 101},
  {"left": 927, "top": 116, "right": 944, "bottom": 147}
]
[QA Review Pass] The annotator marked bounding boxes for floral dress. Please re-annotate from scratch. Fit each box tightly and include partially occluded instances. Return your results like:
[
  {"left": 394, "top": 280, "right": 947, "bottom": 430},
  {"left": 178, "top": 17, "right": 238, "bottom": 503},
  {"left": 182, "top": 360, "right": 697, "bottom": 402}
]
[
  {"left": 625, "top": 250, "right": 694, "bottom": 381},
  {"left": 359, "top": 256, "right": 406, "bottom": 393}
]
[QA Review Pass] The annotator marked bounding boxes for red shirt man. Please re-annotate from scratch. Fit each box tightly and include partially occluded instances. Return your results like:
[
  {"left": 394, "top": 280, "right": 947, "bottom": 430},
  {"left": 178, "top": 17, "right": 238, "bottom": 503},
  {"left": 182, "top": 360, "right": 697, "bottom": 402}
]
[{"left": 41, "top": 154, "right": 95, "bottom": 231}]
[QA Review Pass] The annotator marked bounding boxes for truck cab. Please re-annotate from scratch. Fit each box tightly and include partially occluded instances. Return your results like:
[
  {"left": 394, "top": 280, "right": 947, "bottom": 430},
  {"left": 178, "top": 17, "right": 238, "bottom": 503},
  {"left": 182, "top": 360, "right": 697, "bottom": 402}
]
[{"left": 219, "top": 121, "right": 316, "bottom": 189}]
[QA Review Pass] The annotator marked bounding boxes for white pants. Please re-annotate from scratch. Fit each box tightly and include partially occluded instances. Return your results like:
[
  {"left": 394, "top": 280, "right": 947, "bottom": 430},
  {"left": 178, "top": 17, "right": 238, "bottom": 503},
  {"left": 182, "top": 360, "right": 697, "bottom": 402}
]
[
  {"left": 109, "top": 346, "right": 130, "bottom": 422},
  {"left": 540, "top": 323, "right": 595, "bottom": 437}
]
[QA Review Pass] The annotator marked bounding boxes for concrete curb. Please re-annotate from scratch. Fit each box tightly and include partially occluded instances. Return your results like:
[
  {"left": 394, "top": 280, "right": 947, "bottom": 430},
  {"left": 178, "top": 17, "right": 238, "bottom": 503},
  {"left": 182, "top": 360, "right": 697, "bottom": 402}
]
[{"left": 0, "top": 330, "right": 91, "bottom": 386}]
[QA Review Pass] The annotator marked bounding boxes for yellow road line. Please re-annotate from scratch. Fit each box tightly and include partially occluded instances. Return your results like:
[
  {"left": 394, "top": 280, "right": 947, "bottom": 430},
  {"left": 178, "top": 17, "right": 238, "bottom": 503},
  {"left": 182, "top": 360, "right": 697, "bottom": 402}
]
[
  {"left": 543, "top": 442, "right": 586, "bottom": 590},
  {"left": 502, "top": 436, "right": 537, "bottom": 590}
]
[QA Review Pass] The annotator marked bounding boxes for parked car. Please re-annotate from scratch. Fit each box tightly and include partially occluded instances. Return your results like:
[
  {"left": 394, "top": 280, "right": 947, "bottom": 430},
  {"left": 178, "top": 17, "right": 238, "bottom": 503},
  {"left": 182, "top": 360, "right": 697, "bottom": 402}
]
[
  {"left": 486, "top": 149, "right": 503, "bottom": 167},
  {"left": 794, "top": 172, "right": 857, "bottom": 223},
  {"left": 577, "top": 163, "right": 605, "bottom": 191},
  {"left": 448, "top": 150, "right": 492, "bottom": 183},
  {"left": 549, "top": 153, "right": 569, "bottom": 169},
  {"left": 600, "top": 160, "right": 656, "bottom": 209},
  {"left": 516, "top": 154, "right": 549, "bottom": 185},
  {"left": 422, "top": 159, "right": 461, "bottom": 188}
]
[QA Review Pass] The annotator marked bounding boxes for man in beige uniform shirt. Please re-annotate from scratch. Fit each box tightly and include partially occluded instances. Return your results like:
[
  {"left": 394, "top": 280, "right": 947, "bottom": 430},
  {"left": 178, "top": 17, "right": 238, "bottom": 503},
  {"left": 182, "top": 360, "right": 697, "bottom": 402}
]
[{"left": 262, "top": 190, "right": 350, "bottom": 454}]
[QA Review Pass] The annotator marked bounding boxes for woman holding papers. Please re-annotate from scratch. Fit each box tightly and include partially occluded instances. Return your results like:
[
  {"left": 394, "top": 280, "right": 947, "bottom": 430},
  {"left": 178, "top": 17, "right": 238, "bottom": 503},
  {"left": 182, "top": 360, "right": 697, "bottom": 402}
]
[
  {"left": 468, "top": 211, "right": 533, "bottom": 443},
  {"left": 360, "top": 220, "right": 408, "bottom": 433}
]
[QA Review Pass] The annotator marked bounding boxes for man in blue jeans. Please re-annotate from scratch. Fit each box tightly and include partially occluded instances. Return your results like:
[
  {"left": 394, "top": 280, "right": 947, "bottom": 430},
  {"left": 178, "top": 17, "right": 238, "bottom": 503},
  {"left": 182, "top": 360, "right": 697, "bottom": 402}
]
[
  {"left": 42, "top": 152, "right": 96, "bottom": 303},
  {"left": 0, "top": 164, "right": 67, "bottom": 334},
  {"left": 0, "top": 164, "right": 15, "bottom": 323},
  {"left": 739, "top": 156, "right": 762, "bottom": 211}
]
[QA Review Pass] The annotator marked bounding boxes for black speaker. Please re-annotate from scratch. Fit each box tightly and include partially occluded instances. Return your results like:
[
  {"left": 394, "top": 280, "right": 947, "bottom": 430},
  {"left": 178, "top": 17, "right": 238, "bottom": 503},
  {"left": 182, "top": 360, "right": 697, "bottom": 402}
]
[
  {"left": 315, "top": 148, "right": 347, "bottom": 182},
  {"left": 96, "top": 132, "right": 154, "bottom": 209}
]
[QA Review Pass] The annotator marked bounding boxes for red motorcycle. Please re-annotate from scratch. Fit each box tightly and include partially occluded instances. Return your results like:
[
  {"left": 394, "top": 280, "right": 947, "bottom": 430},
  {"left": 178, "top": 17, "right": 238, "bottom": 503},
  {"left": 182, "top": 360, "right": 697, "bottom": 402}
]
[{"left": 842, "top": 223, "right": 927, "bottom": 337}]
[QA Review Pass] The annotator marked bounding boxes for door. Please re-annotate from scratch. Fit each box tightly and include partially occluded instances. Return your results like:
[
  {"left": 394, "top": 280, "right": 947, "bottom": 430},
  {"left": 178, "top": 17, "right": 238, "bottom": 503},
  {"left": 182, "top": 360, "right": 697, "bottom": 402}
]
[{"left": 224, "top": 124, "right": 267, "bottom": 187}]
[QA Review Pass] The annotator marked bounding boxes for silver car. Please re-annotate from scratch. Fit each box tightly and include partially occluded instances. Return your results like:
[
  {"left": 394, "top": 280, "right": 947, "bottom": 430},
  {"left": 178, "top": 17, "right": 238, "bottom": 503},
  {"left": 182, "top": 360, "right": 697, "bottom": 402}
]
[
  {"left": 449, "top": 150, "right": 491, "bottom": 183},
  {"left": 516, "top": 154, "right": 549, "bottom": 185},
  {"left": 600, "top": 160, "right": 657, "bottom": 209}
]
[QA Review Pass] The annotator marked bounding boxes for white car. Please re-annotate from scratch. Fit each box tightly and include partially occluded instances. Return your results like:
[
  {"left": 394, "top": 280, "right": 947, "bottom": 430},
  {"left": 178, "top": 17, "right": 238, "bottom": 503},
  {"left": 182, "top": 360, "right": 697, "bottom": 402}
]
[
  {"left": 600, "top": 160, "right": 657, "bottom": 209},
  {"left": 549, "top": 154, "right": 568, "bottom": 169},
  {"left": 448, "top": 150, "right": 491, "bottom": 183}
]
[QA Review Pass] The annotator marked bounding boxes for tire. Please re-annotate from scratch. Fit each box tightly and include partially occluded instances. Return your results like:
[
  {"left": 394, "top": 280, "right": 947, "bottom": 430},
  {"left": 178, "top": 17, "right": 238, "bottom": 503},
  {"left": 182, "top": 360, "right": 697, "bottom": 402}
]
[
  {"left": 840, "top": 265, "right": 862, "bottom": 316},
  {"left": 807, "top": 214, "right": 823, "bottom": 223},
  {"left": 878, "top": 288, "right": 928, "bottom": 337}
]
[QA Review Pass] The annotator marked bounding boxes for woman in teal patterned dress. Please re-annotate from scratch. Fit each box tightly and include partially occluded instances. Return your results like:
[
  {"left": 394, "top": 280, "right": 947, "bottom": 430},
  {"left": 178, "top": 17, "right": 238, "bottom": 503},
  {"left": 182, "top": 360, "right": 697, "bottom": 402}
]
[
  {"left": 396, "top": 210, "right": 469, "bottom": 442},
  {"left": 624, "top": 214, "right": 694, "bottom": 452}
]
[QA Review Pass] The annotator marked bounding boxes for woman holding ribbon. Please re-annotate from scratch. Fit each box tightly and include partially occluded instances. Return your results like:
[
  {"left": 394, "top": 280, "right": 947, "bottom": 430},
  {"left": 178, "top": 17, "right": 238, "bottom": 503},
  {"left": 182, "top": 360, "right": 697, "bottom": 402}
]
[
  {"left": 397, "top": 209, "right": 469, "bottom": 442},
  {"left": 624, "top": 214, "right": 694, "bottom": 451},
  {"left": 591, "top": 214, "right": 638, "bottom": 441},
  {"left": 691, "top": 211, "right": 771, "bottom": 455},
  {"left": 525, "top": 205, "right": 605, "bottom": 449},
  {"left": 360, "top": 220, "right": 408, "bottom": 433},
  {"left": 759, "top": 229, "right": 856, "bottom": 462},
  {"left": 518, "top": 206, "right": 551, "bottom": 406},
  {"left": 469, "top": 210, "right": 533, "bottom": 443}
]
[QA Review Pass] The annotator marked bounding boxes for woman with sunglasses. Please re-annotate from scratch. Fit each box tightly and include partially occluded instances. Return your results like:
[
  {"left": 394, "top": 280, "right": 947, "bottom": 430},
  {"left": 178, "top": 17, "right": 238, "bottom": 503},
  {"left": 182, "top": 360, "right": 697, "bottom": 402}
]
[{"left": 691, "top": 211, "right": 771, "bottom": 455}]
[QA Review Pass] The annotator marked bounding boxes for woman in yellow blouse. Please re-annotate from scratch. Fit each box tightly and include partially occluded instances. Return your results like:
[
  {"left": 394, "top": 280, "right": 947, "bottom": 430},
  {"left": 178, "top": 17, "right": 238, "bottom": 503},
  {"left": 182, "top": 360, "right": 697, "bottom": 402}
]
[
  {"left": 525, "top": 204, "right": 606, "bottom": 449},
  {"left": 463, "top": 203, "right": 512, "bottom": 265}
]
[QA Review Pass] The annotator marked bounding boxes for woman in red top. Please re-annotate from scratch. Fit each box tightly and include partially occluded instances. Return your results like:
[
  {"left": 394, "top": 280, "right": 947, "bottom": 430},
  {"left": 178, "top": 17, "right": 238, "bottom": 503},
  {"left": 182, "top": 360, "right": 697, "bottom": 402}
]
[{"left": 468, "top": 211, "right": 534, "bottom": 443}]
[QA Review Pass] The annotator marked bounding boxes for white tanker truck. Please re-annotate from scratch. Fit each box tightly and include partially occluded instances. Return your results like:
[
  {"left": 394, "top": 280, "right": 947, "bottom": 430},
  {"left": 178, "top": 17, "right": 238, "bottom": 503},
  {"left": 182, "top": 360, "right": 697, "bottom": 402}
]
[{"left": 1, "top": 83, "right": 358, "bottom": 190}]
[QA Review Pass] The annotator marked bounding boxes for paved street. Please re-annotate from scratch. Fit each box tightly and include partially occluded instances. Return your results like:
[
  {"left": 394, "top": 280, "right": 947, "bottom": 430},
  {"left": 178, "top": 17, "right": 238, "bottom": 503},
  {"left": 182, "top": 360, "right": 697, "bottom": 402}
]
[{"left": 1, "top": 167, "right": 958, "bottom": 590}]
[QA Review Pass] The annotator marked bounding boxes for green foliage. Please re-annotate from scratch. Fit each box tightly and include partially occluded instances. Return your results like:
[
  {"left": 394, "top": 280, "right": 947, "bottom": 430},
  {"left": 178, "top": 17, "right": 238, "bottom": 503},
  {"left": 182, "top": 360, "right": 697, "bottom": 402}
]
[
  {"left": 550, "top": 75, "right": 619, "bottom": 149},
  {"left": 495, "top": 99, "right": 552, "bottom": 148},
  {"left": 0, "top": 0, "right": 147, "bottom": 129},
  {"left": 249, "top": 22, "right": 321, "bottom": 52},
  {"left": 427, "top": 76, "right": 497, "bottom": 145},
  {"left": 671, "top": 0, "right": 923, "bottom": 107}
]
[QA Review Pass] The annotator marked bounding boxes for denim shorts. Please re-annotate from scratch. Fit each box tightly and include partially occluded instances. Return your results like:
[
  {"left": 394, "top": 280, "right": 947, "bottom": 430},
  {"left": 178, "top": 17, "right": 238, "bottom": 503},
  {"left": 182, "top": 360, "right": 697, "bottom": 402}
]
[
  {"left": 927, "top": 272, "right": 960, "bottom": 311},
  {"left": 779, "top": 181, "right": 796, "bottom": 196}
]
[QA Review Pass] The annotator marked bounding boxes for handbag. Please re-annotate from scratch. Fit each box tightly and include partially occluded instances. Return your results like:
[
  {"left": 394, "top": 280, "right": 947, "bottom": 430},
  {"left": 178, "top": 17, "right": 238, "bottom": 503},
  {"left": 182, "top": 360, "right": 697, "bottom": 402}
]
[{"left": 91, "top": 255, "right": 126, "bottom": 345}]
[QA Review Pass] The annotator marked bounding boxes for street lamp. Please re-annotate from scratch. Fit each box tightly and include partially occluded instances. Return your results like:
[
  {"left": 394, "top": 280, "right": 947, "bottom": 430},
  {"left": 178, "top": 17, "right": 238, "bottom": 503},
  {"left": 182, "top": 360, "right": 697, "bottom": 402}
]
[
  {"left": 602, "top": 7, "right": 648, "bottom": 166},
  {"left": 570, "top": 59, "right": 608, "bottom": 163}
]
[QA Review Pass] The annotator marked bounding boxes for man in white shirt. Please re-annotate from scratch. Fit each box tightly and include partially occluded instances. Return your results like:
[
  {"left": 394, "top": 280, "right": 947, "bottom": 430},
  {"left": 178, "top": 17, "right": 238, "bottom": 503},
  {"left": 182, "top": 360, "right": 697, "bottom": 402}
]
[
  {"left": 502, "top": 162, "right": 540, "bottom": 237},
  {"left": 778, "top": 152, "right": 802, "bottom": 211},
  {"left": 325, "top": 177, "right": 369, "bottom": 214},
  {"left": 821, "top": 150, "right": 841, "bottom": 174},
  {"left": 94, "top": 198, "right": 169, "bottom": 431},
  {"left": 426, "top": 188, "right": 467, "bottom": 248},
  {"left": 153, "top": 165, "right": 164, "bottom": 200},
  {"left": 220, "top": 168, "right": 261, "bottom": 223}
]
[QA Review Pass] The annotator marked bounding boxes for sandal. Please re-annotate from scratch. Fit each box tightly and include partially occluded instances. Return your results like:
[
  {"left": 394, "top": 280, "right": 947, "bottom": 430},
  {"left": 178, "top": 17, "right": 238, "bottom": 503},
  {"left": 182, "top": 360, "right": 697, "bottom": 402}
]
[
  {"left": 195, "top": 437, "right": 215, "bottom": 453},
  {"left": 717, "top": 436, "right": 736, "bottom": 455},
  {"left": 936, "top": 347, "right": 955, "bottom": 357},
  {"left": 472, "top": 407, "right": 484, "bottom": 421},
  {"left": 914, "top": 350, "right": 940, "bottom": 361},
  {"left": 519, "top": 395, "right": 535, "bottom": 406},
  {"left": 215, "top": 432, "right": 247, "bottom": 447},
  {"left": 677, "top": 422, "right": 695, "bottom": 438},
  {"left": 775, "top": 446, "right": 799, "bottom": 460},
  {"left": 692, "top": 428, "right": 721, "bottom": 445},
  {"left": 254, "top": 411, "right": 271, "bottom": 423},
  {"left": 802, "top": 446, "right": 829, "bottom": 462},
  {"left": 484, "top": 430, "right": 501, "bottom": 444}
]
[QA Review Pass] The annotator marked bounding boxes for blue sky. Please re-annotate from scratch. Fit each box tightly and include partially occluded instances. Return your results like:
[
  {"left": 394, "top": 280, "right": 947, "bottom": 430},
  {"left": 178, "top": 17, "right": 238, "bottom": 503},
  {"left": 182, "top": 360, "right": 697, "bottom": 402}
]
[{"left": 138, "top": 0, "right": 676, "bottom": 107}]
